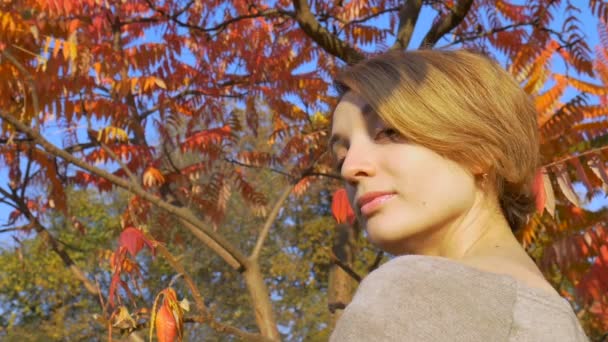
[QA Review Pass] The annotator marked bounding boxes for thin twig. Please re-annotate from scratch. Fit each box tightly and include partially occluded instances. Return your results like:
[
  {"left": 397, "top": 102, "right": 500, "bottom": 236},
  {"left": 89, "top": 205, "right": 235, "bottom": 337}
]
[
  {"left": 96, "top": 139, "right": 139, "bottom": 186},
  {"left": 20, "top": 148, "right": 33, "bottom": 199},
  {"left": 0, "top": 223, "right": 34, "bottom": 233},
  {"left": 250, "top": 184, "right": 295, "bottom": 260},
  {"left": 224, "top": 157, "right": 293, "bottom": 179},
  {"left": 367, "top": 250, "right": 384, "bottom": 273},
  {"left": 153, "top": 241, "right": 208, "bottom": 316},
  {"left": 543, "top": 144, "right": 608, "bottom": 169},
  {"left": 441, "top": 21, "right": 536, "bottom": 48}
]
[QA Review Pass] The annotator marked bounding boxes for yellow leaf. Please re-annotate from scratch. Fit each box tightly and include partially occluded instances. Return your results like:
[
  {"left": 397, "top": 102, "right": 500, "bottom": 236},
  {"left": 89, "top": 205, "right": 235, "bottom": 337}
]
[
  {"left": 67, "top": 31, "right": 78, "bottom": 64},
  {"left": 179, "top": 298, "right": 190, "bottom": 312},
  {"left": 97, "top": 126, "right": 128, "bottom": 143},
  {"left": 112, "top": 306, "right": 136, "bottom": 329},
  {"left": 543, "top": 171, "right": 555, "bottom": 217},
  {"left": 311, "top": 111, "right": 329, "bottom": 127},
  {"left": 553, "top": 163, "right": 581, "bottom": 207},
  {"left": 29, "top": 26, "right": 39, "bottom": 43},
  {"left": 1, "top": 12, "right": 10, "bottom": 30},
  {"left": 154, "top": 77, "right": 167, "bottom": 89}
]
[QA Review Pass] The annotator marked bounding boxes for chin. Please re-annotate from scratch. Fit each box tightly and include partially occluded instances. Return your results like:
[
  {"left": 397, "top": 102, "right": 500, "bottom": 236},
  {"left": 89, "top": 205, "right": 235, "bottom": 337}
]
[
  {"left": 365, "top": 225, "right": 413, "bottom": 255},
  {"left": 364, "top": 216, "right": 431, "bottom": 255}
]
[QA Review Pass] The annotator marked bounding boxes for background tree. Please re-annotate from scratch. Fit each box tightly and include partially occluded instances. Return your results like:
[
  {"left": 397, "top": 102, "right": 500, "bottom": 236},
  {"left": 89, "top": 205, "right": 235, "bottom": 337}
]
[{"left": 1, "top": 0, "right": 607, "bottom": 340}]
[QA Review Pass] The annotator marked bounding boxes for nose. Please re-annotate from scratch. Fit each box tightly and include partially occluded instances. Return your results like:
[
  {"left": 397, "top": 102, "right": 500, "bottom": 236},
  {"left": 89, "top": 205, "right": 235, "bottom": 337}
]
[{"left": 341, "top": 140, "right": 376, "bottom": 184}]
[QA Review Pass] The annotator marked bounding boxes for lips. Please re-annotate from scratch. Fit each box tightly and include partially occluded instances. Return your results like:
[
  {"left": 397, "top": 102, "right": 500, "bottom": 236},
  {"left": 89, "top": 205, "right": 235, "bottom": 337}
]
[{"left": 356, "top": 191, "right": 396, "bottom": 216}]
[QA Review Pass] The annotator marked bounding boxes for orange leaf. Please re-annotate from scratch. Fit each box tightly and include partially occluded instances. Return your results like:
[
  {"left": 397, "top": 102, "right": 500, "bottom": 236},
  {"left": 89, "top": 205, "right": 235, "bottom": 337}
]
[
  {"left": 155, "top": 303, "right": 178, "bottom": 342},
  {"left": 567, "top": 77, "right": 608, "bottom": 95},
  {"left": 142, "top": 166, "right": 165, "bottom": 188},
  {"left": 150, "top": 288, "right": 184, "bottom": 342},
  {"left": 532, "top": 168, "right": 545, "bottom": 214},
  {"left": 331, "top": 188, "right": 355, "bottom": 225}
]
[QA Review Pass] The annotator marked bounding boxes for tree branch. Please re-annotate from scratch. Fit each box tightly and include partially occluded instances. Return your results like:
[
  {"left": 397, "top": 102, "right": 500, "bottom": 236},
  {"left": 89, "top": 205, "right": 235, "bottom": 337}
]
[
  {"left": 20, "top": 147, "right": 33, "bottom": 199},
  {"left": 185, "top": 316, "right": 275, "bottom": 342},
  {"left": 0, "top": 110, "right": 250, "bottom": 271},
  {"left": 441, "top": 21, "right": 536, "bottom": 48},
  {"left": 224, "top": 157, "right": 293, "bottom": 180},
  {"left": 144, "top": 0, "right": 292, "bottom": 35},
  {"left": 292, "top": 0, "right": 364, "bottom": 65},
  {"left": 391, "top": 0, "right": 422, "bottom": 50},
  {"left": 419, "top": 0, "right": 474, "bottom": 48},
  {"left": 96, "top": 140, "right": 139, "bottom": 186},
  {"left": 0, "top": 223, "right": 34, "bottom": 234},
  {"left": 367, "top": 250, "right": 384, "bottom": 273},
  {"left": 329, "top": 250, "right": 361, "bottom": 283},
  {"left": 542, "top": 144, "right": 608, "bottom": 169},
  {"left": 0, "top": 137, "right": 34, "bottom": 144},
  {"left": 342, "top": 7, "right": 400, "bottom": 28},
  {"left": 64, "top": 142, "right": 97, "bottom": 154},
  {"left": 250, "top": 183, "right": 294, "bottom": 260}
]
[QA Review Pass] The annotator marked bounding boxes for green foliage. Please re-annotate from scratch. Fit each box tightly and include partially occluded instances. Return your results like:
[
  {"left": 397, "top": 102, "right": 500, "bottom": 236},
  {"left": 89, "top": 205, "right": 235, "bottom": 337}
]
[{"left": 0, "top": 188, "right": 125, "bottom": 340}]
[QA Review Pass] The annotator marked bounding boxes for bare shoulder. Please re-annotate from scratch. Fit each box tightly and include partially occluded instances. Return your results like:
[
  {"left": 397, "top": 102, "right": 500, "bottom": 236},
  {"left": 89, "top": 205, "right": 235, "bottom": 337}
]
[{"left": 459, "top": 254, "right": 558, "bottom": 296}]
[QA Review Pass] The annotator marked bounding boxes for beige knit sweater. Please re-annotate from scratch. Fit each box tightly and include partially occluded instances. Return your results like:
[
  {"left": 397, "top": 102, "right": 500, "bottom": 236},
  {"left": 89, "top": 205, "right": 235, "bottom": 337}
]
[{"left": 330, "top": 255, "right": 589, "bottom": 341}]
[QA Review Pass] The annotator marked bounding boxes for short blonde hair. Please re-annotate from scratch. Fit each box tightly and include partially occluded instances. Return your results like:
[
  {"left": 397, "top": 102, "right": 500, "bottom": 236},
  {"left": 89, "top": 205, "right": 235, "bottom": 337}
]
[{"left": 334, "top": 49, "right": 539, "bottom": 231}]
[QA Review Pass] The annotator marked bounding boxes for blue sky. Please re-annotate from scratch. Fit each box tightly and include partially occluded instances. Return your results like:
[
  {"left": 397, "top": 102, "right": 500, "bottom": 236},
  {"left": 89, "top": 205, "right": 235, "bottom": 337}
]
[{"left": 0, "top": 4, "right": 606, "bottom": 248}]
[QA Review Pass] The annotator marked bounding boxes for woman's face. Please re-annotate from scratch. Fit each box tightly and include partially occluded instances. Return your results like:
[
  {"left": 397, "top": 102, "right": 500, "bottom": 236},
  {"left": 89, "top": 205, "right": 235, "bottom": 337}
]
[{"left": 330, "top": 92, "right": 480, "bottom": 255}]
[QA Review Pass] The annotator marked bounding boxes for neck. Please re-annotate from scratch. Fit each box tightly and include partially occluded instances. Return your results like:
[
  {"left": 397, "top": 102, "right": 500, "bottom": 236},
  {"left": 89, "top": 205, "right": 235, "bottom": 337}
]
[{"left": 399, "top": 194, "right": 521, "bottom": 260}]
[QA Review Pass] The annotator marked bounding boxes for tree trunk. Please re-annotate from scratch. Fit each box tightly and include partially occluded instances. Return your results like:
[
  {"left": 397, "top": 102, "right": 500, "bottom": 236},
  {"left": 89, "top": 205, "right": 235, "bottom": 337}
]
[
  {"left": 243, "top": 261, "right": 280, "bottom": 340},
  {"left": 327, "top": 223, "right": 357, "bottom": 329}
]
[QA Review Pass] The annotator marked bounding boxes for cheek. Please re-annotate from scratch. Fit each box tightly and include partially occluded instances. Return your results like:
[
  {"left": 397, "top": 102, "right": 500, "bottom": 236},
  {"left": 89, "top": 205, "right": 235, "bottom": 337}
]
[
  {"left": 390, "top": 154, "right": 475, "bottom": 204},
  {"left": 420, "top": 167, "right": 476, "bottom": 207}
]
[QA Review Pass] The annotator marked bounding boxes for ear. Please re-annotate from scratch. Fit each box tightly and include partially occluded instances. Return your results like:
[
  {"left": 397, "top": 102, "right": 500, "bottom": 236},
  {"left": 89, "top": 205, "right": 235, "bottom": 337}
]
[{"left": 470, "top": 166, "right": 486, "bottom": 179}]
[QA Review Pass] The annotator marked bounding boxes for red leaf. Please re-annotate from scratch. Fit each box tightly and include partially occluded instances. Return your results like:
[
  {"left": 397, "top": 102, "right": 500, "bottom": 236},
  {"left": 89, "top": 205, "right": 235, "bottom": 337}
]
[
  {"left": 108, "top": 273, "right": 121, "bottom": 307},
  {"left": 8, "top": 210, "right": 22, "bottom": 225},
  {"left": 119, "top": 227, "right": 155, "bottom": 257},
  {"left": 331, "top": 188, "right": 355, "bottom": 225},
  {"left": 180, "top": 125, "right": 232, "bottom": 153}
]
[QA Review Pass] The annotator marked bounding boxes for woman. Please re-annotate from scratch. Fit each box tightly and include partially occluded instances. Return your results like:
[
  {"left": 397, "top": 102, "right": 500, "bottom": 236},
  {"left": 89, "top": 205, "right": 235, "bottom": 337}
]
[{"left": 328, "top": 49, "right": 588, "bottom": 341}]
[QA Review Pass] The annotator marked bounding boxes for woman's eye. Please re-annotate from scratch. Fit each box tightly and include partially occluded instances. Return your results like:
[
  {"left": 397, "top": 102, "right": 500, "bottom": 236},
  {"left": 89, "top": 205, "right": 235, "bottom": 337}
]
[{"left": 375, "top": 128, "right": 401, "bottom": 141}]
